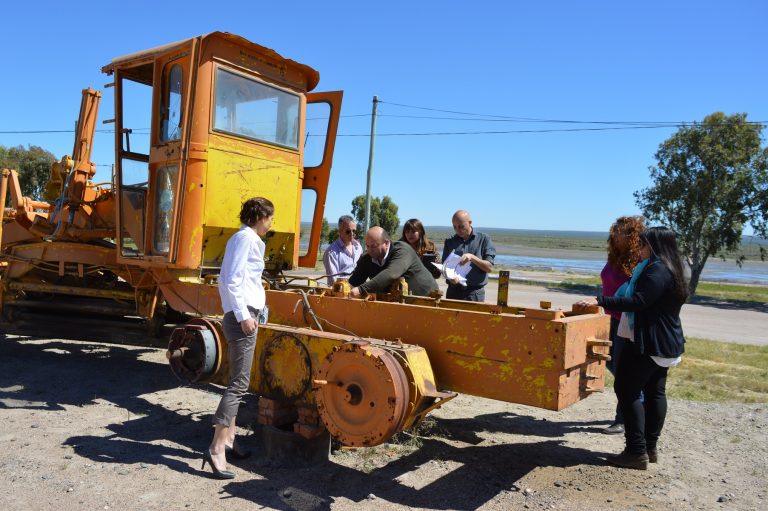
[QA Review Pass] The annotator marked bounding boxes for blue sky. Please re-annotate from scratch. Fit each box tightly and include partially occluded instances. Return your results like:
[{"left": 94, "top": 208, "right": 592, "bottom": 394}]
[{"left": 1, "top": 0, "right": 766, "bottom": 232}]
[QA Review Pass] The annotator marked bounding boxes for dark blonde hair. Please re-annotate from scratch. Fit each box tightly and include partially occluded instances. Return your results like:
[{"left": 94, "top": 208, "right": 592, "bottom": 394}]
[
  {"left": 400, "top": 218, "right": 436, "bottom": 256},
  {"left": 239, "top": 197, "right": 274, "bottom": 227},
  {"left": 607, "top": 216, "right": 645, "bottom": 277}
]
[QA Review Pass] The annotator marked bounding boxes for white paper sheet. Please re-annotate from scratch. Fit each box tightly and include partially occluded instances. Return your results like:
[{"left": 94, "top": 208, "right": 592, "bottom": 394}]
[{"left": 432, "top": 251, "right": 471, "bottom": 286}]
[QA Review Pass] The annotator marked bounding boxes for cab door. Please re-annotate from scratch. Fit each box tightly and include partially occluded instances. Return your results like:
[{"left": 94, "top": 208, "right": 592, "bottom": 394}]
[
  {"left": 114, "top": 40, "right": 197, "bottom": 264},
  {"left": 146, "top": 41, "right": 198, "bottom": 263},
  {"left": 298, "top": 91, "right": 343, "bottom": 268}
]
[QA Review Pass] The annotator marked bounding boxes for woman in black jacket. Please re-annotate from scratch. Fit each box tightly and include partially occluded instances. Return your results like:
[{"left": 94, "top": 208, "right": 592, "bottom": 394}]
[{"left": 578, "top": 227, "right": 688, "bottom": 470}]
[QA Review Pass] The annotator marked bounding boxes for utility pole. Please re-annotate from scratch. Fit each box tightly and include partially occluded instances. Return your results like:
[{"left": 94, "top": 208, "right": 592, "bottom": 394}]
[{"left": 364, "top": 95, "right": 379, "bottom": 232}]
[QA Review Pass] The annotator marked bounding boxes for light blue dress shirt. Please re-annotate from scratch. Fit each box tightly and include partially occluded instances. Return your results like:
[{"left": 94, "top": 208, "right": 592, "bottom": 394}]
[{"left": 322, "top": 238, "right": 363, "bottom": 285}]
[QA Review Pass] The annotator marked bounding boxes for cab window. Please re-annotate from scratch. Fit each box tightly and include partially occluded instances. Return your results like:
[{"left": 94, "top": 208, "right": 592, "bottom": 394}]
[
  {"left": 160, "top": 64, "right": 183, "bottom": 142},
  {"left": 213, "top": 67, "right": 299, "bottom": 149}
]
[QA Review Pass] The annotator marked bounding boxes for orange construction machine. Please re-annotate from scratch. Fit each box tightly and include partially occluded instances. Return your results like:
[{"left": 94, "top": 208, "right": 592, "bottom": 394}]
[{"left": 1, "top": 32, "right": 610, "bottom": 448}]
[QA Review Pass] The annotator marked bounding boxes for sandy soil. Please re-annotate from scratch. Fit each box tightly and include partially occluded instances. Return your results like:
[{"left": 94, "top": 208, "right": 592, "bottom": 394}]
[{"left": 1, "top": 334, "right": 766, "bottom": 511}]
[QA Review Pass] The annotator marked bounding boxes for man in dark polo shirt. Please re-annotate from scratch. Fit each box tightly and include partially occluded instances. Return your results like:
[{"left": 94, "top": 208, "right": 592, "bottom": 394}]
[
  {"left": 442, "top": 210, "right": 496, "bottom": 301},
  {"left": 349, "top": 226, "right": 439, "bottom": 298}
]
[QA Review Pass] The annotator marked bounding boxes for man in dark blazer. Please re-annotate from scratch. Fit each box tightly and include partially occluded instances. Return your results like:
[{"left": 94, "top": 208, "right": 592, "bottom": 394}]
[{"left": 349, "top": 226, "right": 439, "bottom": 297}]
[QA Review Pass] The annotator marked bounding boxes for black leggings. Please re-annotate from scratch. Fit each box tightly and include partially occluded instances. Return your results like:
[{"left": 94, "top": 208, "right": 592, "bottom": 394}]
[{"left": 614, "top": 341, "right": 669, "bottom": 454}]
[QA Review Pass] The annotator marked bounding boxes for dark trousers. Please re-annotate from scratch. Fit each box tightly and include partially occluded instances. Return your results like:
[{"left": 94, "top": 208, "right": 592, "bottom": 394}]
[
  {"left": 446, "top": 285, "right": 485, "bottom": 302},
  {"left": 614, "top": 341, "right": 669, "bottom": 454},
  {"left": 607, "top": 317, "right": 631, "bottom": 424}
]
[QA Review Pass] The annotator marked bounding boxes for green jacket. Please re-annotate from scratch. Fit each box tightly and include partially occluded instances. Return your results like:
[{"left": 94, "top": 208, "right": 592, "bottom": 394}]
[{"left": 349, "top": 241, "right": 439, "bottom": 297}]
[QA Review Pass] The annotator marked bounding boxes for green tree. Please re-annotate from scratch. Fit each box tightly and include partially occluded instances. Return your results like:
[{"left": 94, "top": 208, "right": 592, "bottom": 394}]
[
  {"left": 634, "top": 112, "right": 768, "bottom": 295},
  {"left": 320, "top": 217, "right": 330, "bottom": 243},
  {"left": 0, "top": 144, "right": 56, "bottom": 200},
  {"left": 350, "top": 195, "right": 400, "bottom": 236}
]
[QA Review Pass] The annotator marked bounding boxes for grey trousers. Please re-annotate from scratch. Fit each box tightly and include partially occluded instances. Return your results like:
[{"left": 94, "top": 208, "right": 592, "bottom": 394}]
[{"left": 213, "top": 307, "right": 258, "bottom": 426}]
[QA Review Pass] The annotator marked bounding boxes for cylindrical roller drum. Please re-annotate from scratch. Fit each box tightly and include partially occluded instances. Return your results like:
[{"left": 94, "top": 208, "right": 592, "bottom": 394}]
[
  {"left": 166, "top": 318, "right": 222, "bottom": 383},
  {"left": 314, "top": 341, "right": 410, "bottom": 447}
]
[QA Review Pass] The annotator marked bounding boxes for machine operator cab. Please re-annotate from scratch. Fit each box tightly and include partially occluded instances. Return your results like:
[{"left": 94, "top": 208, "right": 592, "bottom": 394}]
[{"left": 101, "top": 32, "right": 342, "bottom": 274}]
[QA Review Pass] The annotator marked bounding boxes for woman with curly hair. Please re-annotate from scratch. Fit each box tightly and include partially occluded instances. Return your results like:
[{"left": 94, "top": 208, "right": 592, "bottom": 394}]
[
  {"left": 600, "top": 216, "right": 646, "bottom": 435},
  {"left": 579, "top": 227, "right": 688, "bottom": 470},
  {"left": 400, "top": 218, "right": 441, "bottom": 278}
]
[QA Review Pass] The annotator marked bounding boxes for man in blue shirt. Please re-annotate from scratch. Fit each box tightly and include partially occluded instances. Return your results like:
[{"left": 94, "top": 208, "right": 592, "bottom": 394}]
[
  {"left": 322, "top": 215, "right": 363, "bottom": 285},
  {"left": 442, "top": 210, "right": 496, "bottom": 302}
]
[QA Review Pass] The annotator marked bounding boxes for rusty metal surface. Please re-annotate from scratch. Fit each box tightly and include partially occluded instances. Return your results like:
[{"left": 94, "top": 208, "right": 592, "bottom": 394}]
[
  {"left": 260, "top": 332, "right": 313, "bottom": 401},
  {"left": 168, "top": 318, "right": 222, "bottom": 383},
  {"left": 1, "top": 32, "right": 610, "bottom": 450},
  {"left": 265, "top": 290, "right": 609, "bottom": 411},
  {"left": 315, "top": 342, "right": 410, "bottom": 447}
]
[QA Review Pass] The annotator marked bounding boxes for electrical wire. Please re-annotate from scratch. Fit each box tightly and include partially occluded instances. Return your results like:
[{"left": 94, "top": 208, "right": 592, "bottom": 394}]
[
  {"left": 378, "top": 100, "right": 768, "bottom": 126},
  {"left": 4, "top": 102, "right": 765, "bottom": 139}
]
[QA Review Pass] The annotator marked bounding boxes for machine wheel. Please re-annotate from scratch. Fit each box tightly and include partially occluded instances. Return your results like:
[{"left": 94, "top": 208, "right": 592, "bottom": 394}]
[
  {"left": 260, "top": 333, "right": 312, "bottom": 401},
  {"left": 314, "top": 341, "right": 409, "bottom": 447},
  {"left": 166, "top": 318, "right": 222, "bottom": 383}
]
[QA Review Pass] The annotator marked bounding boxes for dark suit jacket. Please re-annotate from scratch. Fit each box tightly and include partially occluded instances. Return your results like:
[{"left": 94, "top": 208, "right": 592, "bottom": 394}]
[
  {"left": 349, "top": 241, "right": 439, "bottom": 297},
  {"left": 597, "top": 257, "right": 686, "bottom": 358}
]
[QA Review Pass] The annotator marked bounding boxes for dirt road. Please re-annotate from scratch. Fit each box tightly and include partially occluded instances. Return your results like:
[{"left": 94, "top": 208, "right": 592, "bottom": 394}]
[
  {"left": 1, "top": 336, "right": 765, "bottom": 510},
  {"left": 295, "top": 270, "right": 768, "bottom": 345},
  {"left": 457, "top": 280, "right": 768, "bottom": 346}
]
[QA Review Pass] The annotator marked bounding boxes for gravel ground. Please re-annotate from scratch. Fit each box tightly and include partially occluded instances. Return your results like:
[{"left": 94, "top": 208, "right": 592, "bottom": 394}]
[{"left": 1, "top": 335, "right": 766, "bottom": 511}]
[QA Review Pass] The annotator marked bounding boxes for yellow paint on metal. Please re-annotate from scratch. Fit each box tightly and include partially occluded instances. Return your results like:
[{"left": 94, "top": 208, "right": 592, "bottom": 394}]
[
  {"left": 204, "top": 143, "right": 299, "bottom": 231},
  {"left": 442, "top": 334, "right": 469, "bottom": 346},
  {"left": 454, "top": 357, "right": 492, "bottom": 372}
]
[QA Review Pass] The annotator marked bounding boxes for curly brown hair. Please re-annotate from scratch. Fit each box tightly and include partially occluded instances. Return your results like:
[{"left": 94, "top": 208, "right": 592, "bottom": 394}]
[{"left": 607, "top": 216, "right": 646, "bottom": 277}]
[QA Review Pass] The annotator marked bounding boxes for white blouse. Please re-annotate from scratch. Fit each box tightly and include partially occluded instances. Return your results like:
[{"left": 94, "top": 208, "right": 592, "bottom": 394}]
[{"left": 218, "top": 225, "right": 266, "bottom": 321}]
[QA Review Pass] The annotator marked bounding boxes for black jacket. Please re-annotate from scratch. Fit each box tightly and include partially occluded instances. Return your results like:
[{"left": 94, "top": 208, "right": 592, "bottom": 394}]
[
  {"left": 597, "top": 257, "right": 686, "bottom": 358},
  {"left": 349, "top": 241, "right": 439, "bottom": 297}
]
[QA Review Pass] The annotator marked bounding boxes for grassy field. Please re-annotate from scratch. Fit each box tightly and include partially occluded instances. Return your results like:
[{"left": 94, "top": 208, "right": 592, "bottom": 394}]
[
  {"left": 423, "top": 227, "right": 608, "bottom": 252},
  {"left": 420, "top": 226, "right": 768, "bottom": 259},
  {"left": 667, "top": 337, "right": 768, "bottom": 403},
  {"left": 306, "top": 251, "right": 768, "bottom": 304},
  {"left": 602, "top": 337, "right": 768, "bottom": 404},
  {"left": 693, "top": 282, "right": 768, "bottom": 303},
  {"left": 307, "top": 223, "right": 767, "bottom": 259},
  {"left": 550, "top": 276, "right": 768, "bottom": 304}
]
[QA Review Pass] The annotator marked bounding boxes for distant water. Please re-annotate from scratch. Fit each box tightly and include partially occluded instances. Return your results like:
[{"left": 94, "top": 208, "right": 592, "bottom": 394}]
[
  {"left": 494, "top": 254, "right": 768, "bottom": 285},
  {"left": 305, "top": 228, "right": 768, "bottom": 285}
]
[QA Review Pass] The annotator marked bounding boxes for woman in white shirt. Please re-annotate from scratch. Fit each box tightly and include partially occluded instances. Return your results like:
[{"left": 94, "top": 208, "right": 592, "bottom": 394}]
[{"left": 202, "top": 197, "right": 274, "bottom": 479}]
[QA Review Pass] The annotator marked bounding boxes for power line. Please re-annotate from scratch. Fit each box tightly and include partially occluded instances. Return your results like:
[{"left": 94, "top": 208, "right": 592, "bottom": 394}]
[
  {"left": 4, "top": 106, "right": 765, "bottom": 138},
  {"left": 377, "top": 113, "right": 695, "bottom": 125},
  {"left": 0, "top": 129, "right": 149, "bottom": 135},
  {"left": 379, "top": 100, "right": 768, "bottom": 127},
  {"left": 329, "top": 125, "right": 682, "bottom": 137},
  {"left": 0, "top": 112, "right": 372, "bottom": 135}
]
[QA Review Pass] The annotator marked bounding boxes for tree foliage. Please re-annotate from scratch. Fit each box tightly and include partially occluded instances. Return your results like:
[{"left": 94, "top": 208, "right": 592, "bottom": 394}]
[
  {"left": 350, "top": 195, "right": 400, "bottom": 236},
  {"left": 0, "top": 144, "right": 56, "bottom": 200},
  {"left": 634, "top": 112, "right": 768, "bottom": 295},
  {"left": 320, "top": 217, "right": 330, "bottom": 243}
]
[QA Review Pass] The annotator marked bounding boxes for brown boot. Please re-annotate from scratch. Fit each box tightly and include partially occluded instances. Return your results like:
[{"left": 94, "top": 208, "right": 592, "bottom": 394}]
[
  {"left": 647, "top": 448, "right": 658, "bottom": 463},
  {"left": 608, "top": 450, "right": 649, "bottom": 470}
]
